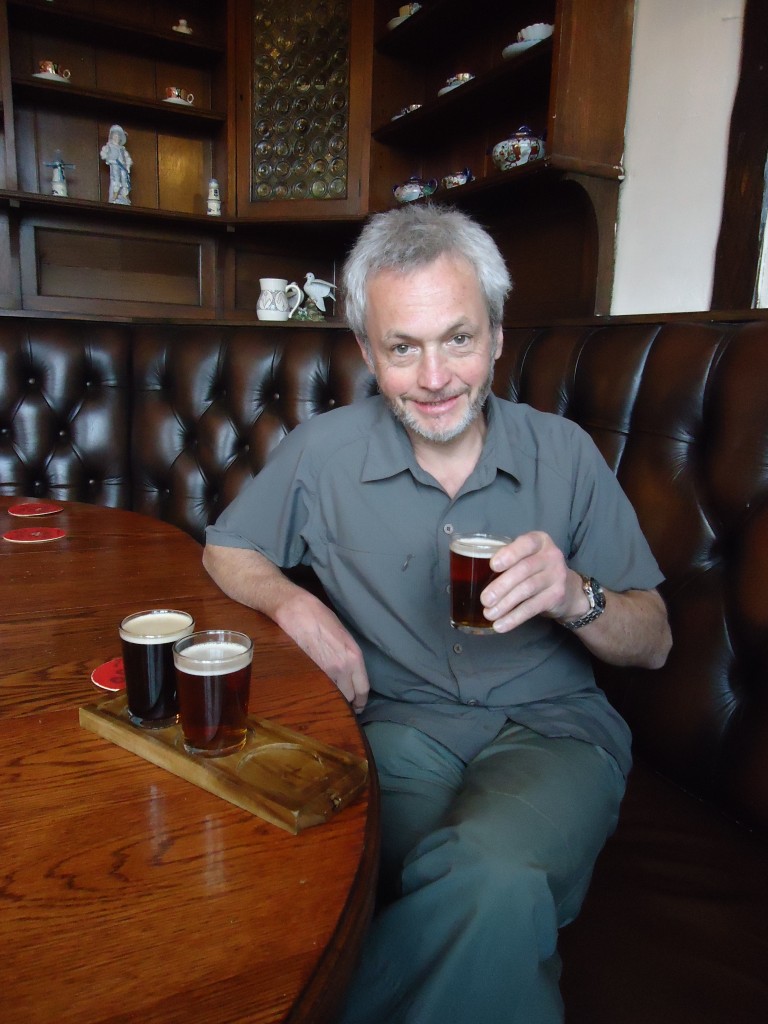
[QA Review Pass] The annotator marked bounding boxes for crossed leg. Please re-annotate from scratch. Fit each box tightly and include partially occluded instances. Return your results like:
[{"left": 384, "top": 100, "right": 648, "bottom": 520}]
[{"left": 339, "top": 721, "right": 626, "bottom": 1024}]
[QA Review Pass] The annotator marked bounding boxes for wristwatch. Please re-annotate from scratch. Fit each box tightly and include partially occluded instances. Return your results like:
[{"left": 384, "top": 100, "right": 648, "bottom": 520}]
[{"left": 562, "top": 575, "right": 606, "bottom": 631}]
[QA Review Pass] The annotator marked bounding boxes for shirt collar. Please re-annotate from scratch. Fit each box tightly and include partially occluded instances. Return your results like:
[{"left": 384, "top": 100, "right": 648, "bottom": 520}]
[
  {"left": 360, "top": 393, "right": 524, "bottom": 488},
  {"left": 361, "top": 396, "right": 419, "bottom": 482},
  {"left": 473, "top": 394, "right": 524, "bottom": 486}
]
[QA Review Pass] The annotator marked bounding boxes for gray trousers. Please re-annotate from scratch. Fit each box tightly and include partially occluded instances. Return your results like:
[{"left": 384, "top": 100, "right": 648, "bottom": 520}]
[{"left": 339, "top": 721, "right": 626, "bottom": 1024}]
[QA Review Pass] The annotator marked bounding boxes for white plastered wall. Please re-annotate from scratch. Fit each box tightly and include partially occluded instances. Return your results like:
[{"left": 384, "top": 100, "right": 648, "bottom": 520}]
[{"left": 611, "top": 0, "right": 746, "bottom": 314}]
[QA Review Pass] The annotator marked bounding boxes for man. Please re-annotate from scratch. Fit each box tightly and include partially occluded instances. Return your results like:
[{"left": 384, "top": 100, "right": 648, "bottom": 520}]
[{"left": 203, "top": 205, "right": 672, "bottom": 1023}]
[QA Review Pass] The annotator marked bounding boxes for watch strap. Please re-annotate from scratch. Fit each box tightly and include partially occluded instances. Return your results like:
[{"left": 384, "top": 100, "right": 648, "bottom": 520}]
[{"left": 562, "top": 575, "right": 606, "bottom": 631}]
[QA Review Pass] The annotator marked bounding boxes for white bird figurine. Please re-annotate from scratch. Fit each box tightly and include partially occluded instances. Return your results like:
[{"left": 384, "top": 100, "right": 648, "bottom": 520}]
[{"left": 303, "top": 273, "right": 337, "bottom": 313}]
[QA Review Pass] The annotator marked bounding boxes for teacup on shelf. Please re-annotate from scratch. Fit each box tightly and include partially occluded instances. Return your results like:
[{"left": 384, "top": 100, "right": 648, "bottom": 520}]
[
  {"left": 388, "top": 3, "right": 421, "bottom": 30},
  {"left": 37, "top": 60, "right": 70, "bottom": 79},
  {"left": 164, "top": 86, "right": 195, "bottom": 105},
  {"left": 517, "top": 22, "right": 554, "bottom": 42},
  {"left": 437, "top": 73, "right": 474, "bottom": 97},
  {"left": 392, "top": 103, "right": 422, "bottom": 120}
]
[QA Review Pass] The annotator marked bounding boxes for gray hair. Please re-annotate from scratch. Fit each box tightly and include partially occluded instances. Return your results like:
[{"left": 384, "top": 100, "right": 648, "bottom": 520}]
[{"left": 342, "top": 204, "right": 512, "bottom": 345}]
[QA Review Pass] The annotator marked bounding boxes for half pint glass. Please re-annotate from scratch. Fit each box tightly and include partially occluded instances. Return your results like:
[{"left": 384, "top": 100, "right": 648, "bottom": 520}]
[
  {"left": 120, "top": 609, "right": 195, "bottom": 728},
  {"left": 450, "top": 534, "right": 510, "bottom": 634},
  {"left": 174, "top": 630, "right": 253, "bottom": 757}
]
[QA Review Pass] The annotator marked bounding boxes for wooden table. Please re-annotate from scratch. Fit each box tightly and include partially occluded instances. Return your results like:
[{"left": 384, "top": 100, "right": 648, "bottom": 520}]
[{"left": 0, "top": 499, "right": 378, "bottom": 1024}]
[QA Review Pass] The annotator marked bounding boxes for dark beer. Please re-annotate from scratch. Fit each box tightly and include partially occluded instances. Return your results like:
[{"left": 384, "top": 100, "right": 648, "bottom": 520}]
[
  {"left": 174, "top": 632, "right": 253, "bottom": 757},
  {"left": 119, "top": 610, "right": 194, "bottom": 728},
  {"left": 450, "top": 534, "right": 508, "bottom": 634}
]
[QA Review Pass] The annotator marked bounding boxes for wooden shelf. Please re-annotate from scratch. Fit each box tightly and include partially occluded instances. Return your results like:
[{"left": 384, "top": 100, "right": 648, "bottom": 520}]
[
  {"left": 376, "top": 0, "right": 521, "bottom": 57},
  {"left": 7, "top": 0, "right": 225, "bottom": 66},
  {"left": 12, "top": 77, "right": 225, "bottom": 131},
  {"left": 373, "top": 40, "right": 553, "bottom": 146},
  {"left": 0, "top": 188, "right": 233, "bottom": 226}
]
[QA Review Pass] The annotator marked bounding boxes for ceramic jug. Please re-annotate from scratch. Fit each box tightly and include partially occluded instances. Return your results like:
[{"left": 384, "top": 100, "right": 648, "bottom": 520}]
[{"left": 257, "top": 278, "right": 303, "bottom": 321}]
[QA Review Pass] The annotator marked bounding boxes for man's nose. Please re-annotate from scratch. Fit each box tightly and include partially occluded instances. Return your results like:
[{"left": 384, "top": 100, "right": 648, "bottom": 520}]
[{"left": 418, "top": 348, "right": 451, "bottom": 390}]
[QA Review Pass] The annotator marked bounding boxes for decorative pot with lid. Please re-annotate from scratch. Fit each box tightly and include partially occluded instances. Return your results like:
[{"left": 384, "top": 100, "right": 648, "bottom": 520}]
[
  {"left": 393, "top": 175, "right": 438, "bottom": 203},
  {"left": 491, "top": 126, "right": 545, "bottom": 171}
]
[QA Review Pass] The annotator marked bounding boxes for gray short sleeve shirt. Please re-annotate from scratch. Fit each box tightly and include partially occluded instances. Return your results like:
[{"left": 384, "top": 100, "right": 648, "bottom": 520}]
[{"left": 206, "top": 395, "right": 664, "bottom": 775}]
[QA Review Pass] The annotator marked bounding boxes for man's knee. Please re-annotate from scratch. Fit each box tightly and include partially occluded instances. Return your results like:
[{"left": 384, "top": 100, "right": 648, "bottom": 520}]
[{"left": 403, "top": 823, "right": 559, "bottom": 948}]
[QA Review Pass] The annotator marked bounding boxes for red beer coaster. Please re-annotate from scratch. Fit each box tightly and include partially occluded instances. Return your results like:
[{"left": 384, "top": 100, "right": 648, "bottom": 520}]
[
  {"left": 8, "top": 501, "right": 64, "bottom": 517},
  {"left": 2, "top": 526, "right": 66, "bottom": 543},
  {"left": 91, "top": 657, "right": 126, "bottom": 692}
]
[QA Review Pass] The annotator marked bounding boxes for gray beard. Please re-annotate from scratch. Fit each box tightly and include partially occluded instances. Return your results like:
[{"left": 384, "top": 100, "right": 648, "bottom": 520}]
[{"left": 387, "top": 364, "right": 495, "bottom": 444}]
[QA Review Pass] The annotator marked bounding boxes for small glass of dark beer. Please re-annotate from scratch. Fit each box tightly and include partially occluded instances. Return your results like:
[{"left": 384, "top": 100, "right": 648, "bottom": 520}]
[
  {"left": 450, "top": 533, "right": 510, "bottom": 634},
  {"left": 173, "top": 630, "right": 254, "bottom": 757},
  {"left": 119, "top": 609, "right": 195, "bottom": 728}
]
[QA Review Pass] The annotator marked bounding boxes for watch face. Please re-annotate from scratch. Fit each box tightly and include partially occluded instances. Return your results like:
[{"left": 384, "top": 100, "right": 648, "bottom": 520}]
[{"left": 589, "top": 578, "right": 606, "bottom": 611}]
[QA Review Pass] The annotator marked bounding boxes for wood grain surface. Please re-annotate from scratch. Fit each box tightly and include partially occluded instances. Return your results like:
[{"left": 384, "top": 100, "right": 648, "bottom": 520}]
[{"left": 0, "top": 498, "right": 378, "bottom": 1024}]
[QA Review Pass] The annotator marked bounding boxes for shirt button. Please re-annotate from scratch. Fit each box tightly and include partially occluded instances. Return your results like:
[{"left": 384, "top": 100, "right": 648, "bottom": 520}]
[
  {"left": 443, "top": 524, "right": 454, "bottom": 534},
  {"left": 466, "top": 699, "right": 479, "bottom": 706},
  {"left": 453, "top": 643, "right": 463, "bottom": 654}
]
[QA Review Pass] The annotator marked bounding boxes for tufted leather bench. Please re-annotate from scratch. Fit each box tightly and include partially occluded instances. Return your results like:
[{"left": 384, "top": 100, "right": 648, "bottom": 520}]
[{"left": 1, "top": 314, "right": 767, "bottom": 1021}]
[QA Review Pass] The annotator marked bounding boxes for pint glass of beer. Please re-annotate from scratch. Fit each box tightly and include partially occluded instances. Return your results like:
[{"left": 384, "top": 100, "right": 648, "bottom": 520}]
[
  {"left": 450, "top": 533, "right": 510, "bottom": 634},
  {"left": 119, "top": 609, "right": 195, "bottom": 728},
  {"left": 173, "top": 630, "right": 254, "bottom": 757}
]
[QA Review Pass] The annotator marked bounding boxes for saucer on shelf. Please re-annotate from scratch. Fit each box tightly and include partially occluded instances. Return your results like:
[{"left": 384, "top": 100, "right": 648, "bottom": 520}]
[
  {"left": 437, "top": 74, "right": 475, "bottom": 97},
  {"left": 163, "top": 96, "right": 195, "bottom": 106},
  {"left": 502, "top": 40, "right": 539, "bottom": 59},
  {"left": 32, "top": 71, "right": 71, "bottom": 83}
]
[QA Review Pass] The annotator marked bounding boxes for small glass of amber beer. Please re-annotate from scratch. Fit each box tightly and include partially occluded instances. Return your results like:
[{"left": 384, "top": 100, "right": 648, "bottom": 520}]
[
  {"left": 173, "top": 630, "right": 254, "bottom": 757},
  {"left": 450, "top": 533, "right": 510, "bottom": 634},
  {"left": 120, "top": 609, "right": 195, "bottom": 728}
]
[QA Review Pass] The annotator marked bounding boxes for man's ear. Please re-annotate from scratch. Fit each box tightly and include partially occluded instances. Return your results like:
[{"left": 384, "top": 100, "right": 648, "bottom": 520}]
[
  {"left": 493, "top": 325, "right": 504, "bottom": 361},
  {"left": 356, "top": 335, "right": 374, "bottom": 372}
]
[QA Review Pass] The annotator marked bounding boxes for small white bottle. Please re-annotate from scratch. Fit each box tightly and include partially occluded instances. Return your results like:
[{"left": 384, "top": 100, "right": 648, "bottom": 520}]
[{"left": 207, "top": 178, "right": 222, "bottom": 216}]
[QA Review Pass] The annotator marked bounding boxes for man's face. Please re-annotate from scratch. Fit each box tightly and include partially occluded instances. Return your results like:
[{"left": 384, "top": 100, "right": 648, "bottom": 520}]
[{"left": 358, "top": 255, "right": 502, "bottom": 445}]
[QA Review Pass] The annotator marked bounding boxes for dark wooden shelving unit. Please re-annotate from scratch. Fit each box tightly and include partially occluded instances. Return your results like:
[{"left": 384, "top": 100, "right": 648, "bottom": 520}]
[
  {"left": 0, "top": 0, "right": 635, "bottom": 321},
  {"left": 368, "top": 0, "right": 633, "bottom": 315}
]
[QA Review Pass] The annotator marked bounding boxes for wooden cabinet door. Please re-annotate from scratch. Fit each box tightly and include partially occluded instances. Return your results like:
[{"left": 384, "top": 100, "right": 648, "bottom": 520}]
[{"left": 233, "top": 0, "right": 373, "bottom": 220}]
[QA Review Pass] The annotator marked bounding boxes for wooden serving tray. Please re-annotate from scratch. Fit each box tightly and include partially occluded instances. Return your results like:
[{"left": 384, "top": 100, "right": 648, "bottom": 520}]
[{"left": 79, "top": 693, "right": 368, "bottom": 834}]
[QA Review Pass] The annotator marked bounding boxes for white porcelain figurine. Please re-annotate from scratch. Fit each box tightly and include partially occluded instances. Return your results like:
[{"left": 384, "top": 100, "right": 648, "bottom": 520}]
[
  {"left": 100, "top": 125, "right": 132, "bottom": 205},
  {"left": 207, "top": 178, "right": 221, "bottom": 216},
  {"left": 303, "top": 273, "right": 337, "bottom": 314},
  {"left": 45, "top": 153, "right": 75, "bottom": 197}
]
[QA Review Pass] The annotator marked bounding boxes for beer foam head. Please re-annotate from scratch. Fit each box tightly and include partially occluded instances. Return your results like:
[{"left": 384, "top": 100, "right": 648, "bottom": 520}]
[
  {"left": 450, "top": 534, "right": 508, "bottom": 558},
  {"left": 120, "top": 609, "right": 194, "bottom": 644},
  {"left": 174, "top": 640, "right": 253, "bottom": 676}
]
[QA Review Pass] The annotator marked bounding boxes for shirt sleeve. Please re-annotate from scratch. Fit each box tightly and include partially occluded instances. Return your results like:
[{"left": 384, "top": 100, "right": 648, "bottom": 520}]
[
  {"left": 204, "top": 425, "right": 314, "bottom": 568},
  {"left": 565, "top": 424, "right": 664, "bottom": 592}
]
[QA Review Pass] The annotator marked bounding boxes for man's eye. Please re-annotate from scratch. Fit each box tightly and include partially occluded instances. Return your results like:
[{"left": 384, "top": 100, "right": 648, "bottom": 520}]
[
  {"left": 452, "top": 334, "right": 471, "bottom": 346},
  {"left": 393, "top": 343, "right": 412, "bottom": 355}
]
